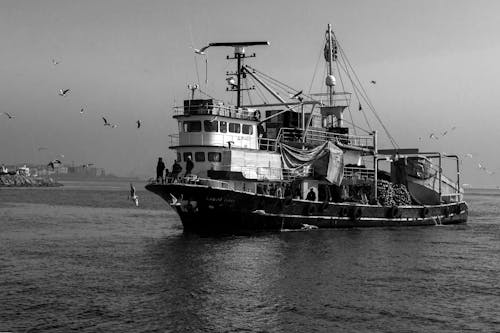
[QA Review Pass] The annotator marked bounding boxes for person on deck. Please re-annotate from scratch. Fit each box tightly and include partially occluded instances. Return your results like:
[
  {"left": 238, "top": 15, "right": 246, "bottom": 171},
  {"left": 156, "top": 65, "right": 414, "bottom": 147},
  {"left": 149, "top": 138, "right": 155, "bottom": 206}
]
[
  {"left": 185, "top": 155, "right": 194, "bottom": 177},
  {"left": 156, "top": 157, "right": 165, "bottom": 183},
  {"left": 171, "top": 160, "right": 182, "bottom": 181},
  {"left": 306, "top": 188, "right": 316, "bottom": 201}
]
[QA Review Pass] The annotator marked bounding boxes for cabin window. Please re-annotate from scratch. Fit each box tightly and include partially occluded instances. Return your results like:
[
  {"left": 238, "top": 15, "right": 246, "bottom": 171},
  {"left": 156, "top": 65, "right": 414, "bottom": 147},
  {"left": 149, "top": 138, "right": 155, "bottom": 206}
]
[
  {"left": 229, "top": 123, "right": 240, "bottom": 133},
  {"left": 183, "top": 121, "right": 201, "bottom": 132},
  {"left": 208, "top": 152, "right": 222, "bottom": 162},
  {"left": 204, "top": 120, "right": 218, "bottom": 132},
  {"left": 195, "top": 152, "right": 205, "bottom": 162},
  {"left": 177, "top": 153, "right": 181, "bottom": 162},
  {"left": 220, "top": 121, "right": 227, "bottom": 133},
  {"left": 183, "top": 152, "right": 192, "bottom": 161},
  {"left": 242, "top": 124, "right": 253, "bottom": 135}
]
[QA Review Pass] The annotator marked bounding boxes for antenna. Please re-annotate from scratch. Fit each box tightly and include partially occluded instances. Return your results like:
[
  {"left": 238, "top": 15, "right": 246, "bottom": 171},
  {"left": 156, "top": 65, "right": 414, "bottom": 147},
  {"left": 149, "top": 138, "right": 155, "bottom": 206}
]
[{"left": 193, "top": 41, "right": 269, "bottom": 107}]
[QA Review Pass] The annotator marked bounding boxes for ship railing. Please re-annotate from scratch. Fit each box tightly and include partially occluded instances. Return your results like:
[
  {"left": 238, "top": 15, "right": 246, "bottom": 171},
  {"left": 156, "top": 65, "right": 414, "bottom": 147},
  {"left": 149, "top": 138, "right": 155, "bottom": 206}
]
[
  {"left": 277, "top": 127, "right": 375, "bottom": 149},
  {"left": 224, "top": 166, "right": 284, "bottom": 181},
  {"left": 169, "top": 134, "right": 179, "bottom": 146},
  {"left": 258, "top": 137, "right": 278, "bottom": 151},
  {"left": 162, "top": 175, "right": 234, "bottom": 190},
  {"left": 173, "top": 104, "right": 259, "bottom": 121},
  {"left": 282, "top": 165, "right": 313, "bottom": 180},
  {"left": 343, "top": 166, "right": 375, "bottom": 181}
]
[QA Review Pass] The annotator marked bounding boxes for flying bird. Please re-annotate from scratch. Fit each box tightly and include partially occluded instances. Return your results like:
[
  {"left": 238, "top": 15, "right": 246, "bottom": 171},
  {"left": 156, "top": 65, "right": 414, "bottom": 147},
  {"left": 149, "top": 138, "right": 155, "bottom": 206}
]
[
  {"left": 429, "top": 133, "right": 439, "bottom": 140},
  {"left": 80, "top": 107, "right": 85, "bottom": 114},
  {"left": 193, "top": 45, "right": 210, "bottom": 55},
  {"left": 82, "top": 163, "right": 94, "bottom": 168},
  {"left": 290, "top": 90, "right": 303, "bottom": 101},
  {"left": 136, "top": 120, "right": 141, "bottom": 128},
  {"left": 1, "top": 112, "right": 15, "bottom": 119},
  {"left": 102, "top": 117, "right": 117, "bottom": 128},
  {"left": 52, "top": 59, "right": 60, "bottom": 65},
  {"left": 358, "top": 103, "right": 363, "bottom": 111},
  {"left": 465, "top": 153, "right": 473, "bottom": 158},
  {"left": 47, "top": 159, "right": 62, "bottom": 170},
  {"left": 370, "top": 80, "right": 376, "bottom": 84},
  {"left": 58, "top": 89, "right": 70, "bottom": 97}
]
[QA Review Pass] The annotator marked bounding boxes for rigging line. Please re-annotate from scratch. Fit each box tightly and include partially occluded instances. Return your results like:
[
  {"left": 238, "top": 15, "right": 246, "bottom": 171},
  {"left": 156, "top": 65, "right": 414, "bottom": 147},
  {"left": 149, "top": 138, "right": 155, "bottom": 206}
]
[
  {"left": 193, "top": 55, "right": 201, "bottom": 85},
  {"left": 337, "top": 55, "right": 373, "bottom": 132},
  {"left": 250, "top": 76, "right": 267, "bottom": 103},
  {"left": 335, "top": 60, "right": 357, "bottom": 135},
  {"left": 244, "top": 78, "right": 253, "bottom": 105},
  {"left": 340, "top": 119, "right": 372, "bottom": 134},
  {"left": 336, "top": 51, "right": 397, "bottom": 148},
  {"left": 308, "top": 41, "right": 324, "bottom": 94},
  {"left": 187, "top": 22, "right": 201, "bottom": 85},
  {"left": 247, "top": 66, "right": 304, "bottom": 97},
  {"left": 336, "top": 38, "right": 398, "bottom": 148},
  {"left": 250, "top": 75, "right": 271, "bottom": 104}
]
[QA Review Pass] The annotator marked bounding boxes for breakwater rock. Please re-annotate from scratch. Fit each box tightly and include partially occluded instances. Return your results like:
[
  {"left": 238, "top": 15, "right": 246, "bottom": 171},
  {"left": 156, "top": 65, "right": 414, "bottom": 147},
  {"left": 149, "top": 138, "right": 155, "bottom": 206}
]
[{"left": 0, "top": 174, "right": 62, "bottom": 187}]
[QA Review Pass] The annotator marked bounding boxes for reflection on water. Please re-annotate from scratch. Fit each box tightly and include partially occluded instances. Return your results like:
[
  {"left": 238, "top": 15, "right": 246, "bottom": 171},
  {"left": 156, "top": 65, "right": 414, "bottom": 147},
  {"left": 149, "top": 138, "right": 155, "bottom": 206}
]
[{"left": 0, "top": 186, "right": 499, "bottom": 332}]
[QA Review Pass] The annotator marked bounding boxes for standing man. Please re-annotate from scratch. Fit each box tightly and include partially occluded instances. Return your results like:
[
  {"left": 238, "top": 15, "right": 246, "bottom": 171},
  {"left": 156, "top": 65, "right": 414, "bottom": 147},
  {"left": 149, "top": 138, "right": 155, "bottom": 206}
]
[
  {"left": 171, "top": 160, "right": 182, "bottom": 182},
  {"left": 156, "top": 157, "right": 165, "bottom": 183},
  {"left": 185, "top": 155, "right": 194, "bottom": 177}
]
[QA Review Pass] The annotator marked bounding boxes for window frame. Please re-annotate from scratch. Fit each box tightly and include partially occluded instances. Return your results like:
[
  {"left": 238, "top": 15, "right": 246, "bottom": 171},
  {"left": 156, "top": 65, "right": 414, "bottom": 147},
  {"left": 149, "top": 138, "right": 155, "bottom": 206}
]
[
  {"left": 203, "top": 120, "right": 218, "bottom": 132},
  {"left": 208, "top": 152, "right": 222, "bottom": 162},
  {"left": 183, "top": 121, "right": 202, "bottom": 132},
  {"left": 194, "top": 152, "right": 205, "bottom": 162},
  {"left": 242, "top": 124, "right": 253, "bottom": 135},
  {"left": 229, "top": 123, "right": 241, "bottom": 133}
]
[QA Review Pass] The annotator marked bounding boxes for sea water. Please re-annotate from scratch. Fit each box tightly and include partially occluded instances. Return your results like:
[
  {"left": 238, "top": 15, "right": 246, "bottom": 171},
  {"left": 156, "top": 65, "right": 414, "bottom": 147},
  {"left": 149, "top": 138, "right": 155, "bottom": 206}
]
[{"left": 0, "top": 181, "right": 499, "bottom": 332}]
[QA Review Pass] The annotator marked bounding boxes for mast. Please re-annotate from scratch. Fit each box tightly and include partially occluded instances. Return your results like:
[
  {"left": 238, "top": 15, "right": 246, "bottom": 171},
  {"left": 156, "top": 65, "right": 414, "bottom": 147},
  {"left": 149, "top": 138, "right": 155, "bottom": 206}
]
[
  {"left": 327, "top": 24, "right": 334, "bottom": 106},
  {"left": 324, "top": 24, "right": 341, "bottom": 126}
]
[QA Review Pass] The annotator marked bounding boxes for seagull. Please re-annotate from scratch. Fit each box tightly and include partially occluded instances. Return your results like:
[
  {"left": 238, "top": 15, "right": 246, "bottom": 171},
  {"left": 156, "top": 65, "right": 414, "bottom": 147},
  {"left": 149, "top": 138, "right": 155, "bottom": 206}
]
[
  {"left": 136, "top": 120, "right": 141, "bottom": 128},
  {"left": 370, "top": 80, "right": 376, "bottom": 84},
  {"left": 1, "top": 112, "right": 15, "bottom": 119},
  {"left": 358, "top": 103, "right": 363, "bottom": 111},
  {"left": 58, "top": 89, "right": 70, "bottom": 96},
  {"left": 290, "top": 90, "right": 303, "bottom": 102},
  {"left": 80, "top": 107, "right": 85, "bottom": 114},
  {"left": 102, "top": 117, "right": 118, "bottom": 128},
  {"left": 128, "top": 183, "right": 139, "bottom": 206},
  {"left": 429, "top": 133, "right": 439, "bottom": 140},
  {"left": 193, "top": 45, "right": 210, "bottom": 55},
  {"left": 47, "top": 159, "right": 62, "bottom": 170},
  {"left": 442, "top": 130, "right": 448, "bottom": 136},
  {"left": 52, "top": 59, "right": 60, "bottom": 65}
]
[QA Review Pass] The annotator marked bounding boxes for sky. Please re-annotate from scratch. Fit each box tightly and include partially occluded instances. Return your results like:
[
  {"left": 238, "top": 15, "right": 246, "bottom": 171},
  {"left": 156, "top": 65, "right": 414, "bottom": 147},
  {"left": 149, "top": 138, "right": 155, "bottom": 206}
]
[{"left": 0, "top": 0, "right": 499, "bottom": 186}]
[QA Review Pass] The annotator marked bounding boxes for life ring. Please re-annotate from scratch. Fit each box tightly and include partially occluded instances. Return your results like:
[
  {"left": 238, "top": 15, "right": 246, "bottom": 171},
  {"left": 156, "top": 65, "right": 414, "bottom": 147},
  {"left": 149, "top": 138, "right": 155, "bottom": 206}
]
[
  {"left": 351, "top": 207, "right": 362, "bottom": 220},
  {"left": 254, "top": 110, "right": 261, "bottom": 121},
  {"left": 388, "top": 206, "right": 400, "bottom": 218},
  {"left": 421, "top": 207, "right": 430, "bottom": 218}
]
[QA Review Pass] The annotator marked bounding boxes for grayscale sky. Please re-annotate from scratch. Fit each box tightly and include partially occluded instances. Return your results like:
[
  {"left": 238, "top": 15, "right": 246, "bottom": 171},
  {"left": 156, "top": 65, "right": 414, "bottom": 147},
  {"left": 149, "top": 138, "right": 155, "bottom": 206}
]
[{"left": 0, "top": 0, "right": 498, "bottom": 186}]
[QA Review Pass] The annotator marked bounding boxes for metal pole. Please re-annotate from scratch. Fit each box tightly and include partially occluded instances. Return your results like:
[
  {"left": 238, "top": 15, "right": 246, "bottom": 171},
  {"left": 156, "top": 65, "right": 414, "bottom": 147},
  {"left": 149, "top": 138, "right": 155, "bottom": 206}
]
[{"left": 236, "top": 51, "right": 242, "bottom": 108}]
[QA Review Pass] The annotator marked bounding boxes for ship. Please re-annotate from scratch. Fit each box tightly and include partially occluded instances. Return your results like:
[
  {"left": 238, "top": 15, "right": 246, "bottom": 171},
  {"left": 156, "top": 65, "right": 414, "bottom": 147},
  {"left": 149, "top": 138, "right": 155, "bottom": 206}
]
[{"left": 145, "top": 24, "right": 468, "bottom": 234}]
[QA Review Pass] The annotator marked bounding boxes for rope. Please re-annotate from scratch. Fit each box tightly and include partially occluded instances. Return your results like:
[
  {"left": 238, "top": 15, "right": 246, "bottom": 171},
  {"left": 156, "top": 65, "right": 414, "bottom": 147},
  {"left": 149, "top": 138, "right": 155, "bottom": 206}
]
[
  {"left": 335, "top": 32, "right": 399, "bottom": 149},
  {"left": 335, "top": 60, "right": 357, "bottom": 135}
]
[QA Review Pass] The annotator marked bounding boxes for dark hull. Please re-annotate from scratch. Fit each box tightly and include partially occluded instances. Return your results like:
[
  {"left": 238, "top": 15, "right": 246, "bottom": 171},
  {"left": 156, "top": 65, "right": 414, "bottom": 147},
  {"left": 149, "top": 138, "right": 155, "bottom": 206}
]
[{"left": 145, "top": 183, "right": 468, "bottom": 234}]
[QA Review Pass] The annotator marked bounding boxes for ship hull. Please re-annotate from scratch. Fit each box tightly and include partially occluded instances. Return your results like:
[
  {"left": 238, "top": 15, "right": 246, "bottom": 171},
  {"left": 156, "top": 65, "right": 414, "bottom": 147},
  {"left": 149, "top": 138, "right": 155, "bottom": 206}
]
[{"left": 146, "top": 183, "right": 468, "bottom": 234}]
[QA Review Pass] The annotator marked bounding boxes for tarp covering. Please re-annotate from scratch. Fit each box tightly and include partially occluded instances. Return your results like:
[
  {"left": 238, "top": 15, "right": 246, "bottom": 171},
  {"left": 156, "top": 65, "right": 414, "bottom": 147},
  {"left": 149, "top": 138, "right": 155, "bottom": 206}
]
[{"left": 280, "top": 141, "right": 344, "bottom": 185}]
